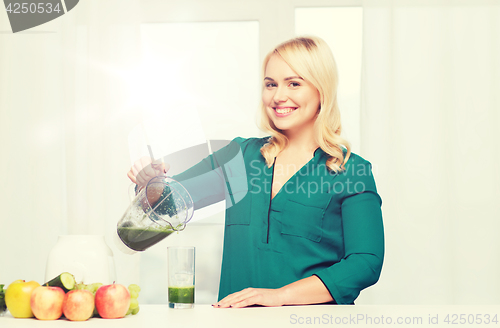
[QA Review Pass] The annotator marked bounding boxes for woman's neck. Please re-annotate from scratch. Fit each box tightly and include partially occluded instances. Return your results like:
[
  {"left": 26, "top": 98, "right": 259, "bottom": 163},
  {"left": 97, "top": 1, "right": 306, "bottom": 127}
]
[{"left": 282, "top": 126, "right": 319, "bottom": 156}]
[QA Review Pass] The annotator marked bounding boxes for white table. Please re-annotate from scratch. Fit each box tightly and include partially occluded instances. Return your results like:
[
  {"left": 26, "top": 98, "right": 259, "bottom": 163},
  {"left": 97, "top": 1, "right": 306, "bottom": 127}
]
[{"left": 2, "top": 304, "right": 500, "bottom": 327}]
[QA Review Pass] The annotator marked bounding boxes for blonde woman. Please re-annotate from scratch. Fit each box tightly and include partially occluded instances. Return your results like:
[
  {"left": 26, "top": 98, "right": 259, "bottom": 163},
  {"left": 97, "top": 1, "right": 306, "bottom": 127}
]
[{"left": 128, "top": 36, "right": 384, "bottom": 306}]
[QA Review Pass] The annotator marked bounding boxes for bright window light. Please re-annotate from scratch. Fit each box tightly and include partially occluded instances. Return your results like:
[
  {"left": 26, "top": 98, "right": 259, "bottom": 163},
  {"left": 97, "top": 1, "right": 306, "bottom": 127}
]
[{"left": 129, "top": 21, "right": 260, "bottom": 160}]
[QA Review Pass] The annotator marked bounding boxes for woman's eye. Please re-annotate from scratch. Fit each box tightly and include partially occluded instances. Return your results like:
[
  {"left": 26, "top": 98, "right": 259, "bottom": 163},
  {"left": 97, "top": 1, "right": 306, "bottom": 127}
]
[
  {"left": 266, "top": 83, "right": 277, "bottom": 88},
  {"left": 289, "top": 82, "right": 300, "bottom": 87}
]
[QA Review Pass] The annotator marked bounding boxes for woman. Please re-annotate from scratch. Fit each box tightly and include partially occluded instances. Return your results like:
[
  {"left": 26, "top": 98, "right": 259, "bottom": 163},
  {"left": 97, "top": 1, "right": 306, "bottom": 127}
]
[{"left": 128, "top": 36, "right": 384, "bottom": 307}]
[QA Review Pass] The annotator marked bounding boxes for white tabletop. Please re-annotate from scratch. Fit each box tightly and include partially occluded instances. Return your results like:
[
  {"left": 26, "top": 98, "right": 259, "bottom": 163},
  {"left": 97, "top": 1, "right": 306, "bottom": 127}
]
[{"left": 2, "top": 304, "right": 500, "bottom": 327}]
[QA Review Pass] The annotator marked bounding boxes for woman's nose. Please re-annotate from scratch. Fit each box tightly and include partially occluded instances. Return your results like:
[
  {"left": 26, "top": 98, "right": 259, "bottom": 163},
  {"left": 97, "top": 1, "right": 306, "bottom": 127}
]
[{"left": 273, "top": 86, "right": 288, "bottom": 103}]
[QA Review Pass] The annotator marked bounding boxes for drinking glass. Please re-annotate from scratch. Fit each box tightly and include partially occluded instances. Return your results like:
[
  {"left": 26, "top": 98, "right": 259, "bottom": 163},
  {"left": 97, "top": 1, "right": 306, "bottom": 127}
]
[{"left": 168, "top": 246, "right": 195, "bottom": 309}]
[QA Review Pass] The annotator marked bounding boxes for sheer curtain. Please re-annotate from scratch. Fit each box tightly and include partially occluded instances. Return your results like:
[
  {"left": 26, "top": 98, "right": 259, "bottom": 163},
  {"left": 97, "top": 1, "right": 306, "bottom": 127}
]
[
  {"left": 0, "top": 0, "right": 142, "bottom": 285},
  {"left": 360, "top": 0, "right": 500, "bottom": 304}
]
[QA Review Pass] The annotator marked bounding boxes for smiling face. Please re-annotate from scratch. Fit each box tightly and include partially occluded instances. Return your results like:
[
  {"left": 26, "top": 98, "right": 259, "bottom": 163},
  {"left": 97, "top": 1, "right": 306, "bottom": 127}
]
[{"left": 262, "top": 54, "right": 321, "bottom": 136}]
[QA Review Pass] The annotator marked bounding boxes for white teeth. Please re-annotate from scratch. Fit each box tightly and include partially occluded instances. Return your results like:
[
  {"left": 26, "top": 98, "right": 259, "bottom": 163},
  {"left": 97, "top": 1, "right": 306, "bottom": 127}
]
[{"left": 275, "top": 108, "right": 295, "bottom": 114}]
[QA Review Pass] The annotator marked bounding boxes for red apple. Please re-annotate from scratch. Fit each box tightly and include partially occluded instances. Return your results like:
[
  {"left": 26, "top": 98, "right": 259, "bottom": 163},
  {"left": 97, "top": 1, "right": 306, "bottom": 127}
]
[
  {"left": 30, "top": 286, "right": 65, "bottom": 320},
  {"left": 62, "top": 289, "right": 95, "bottom": 321},
  {"left": 95, "top": 284, "right": 130, "bottom": 319}
]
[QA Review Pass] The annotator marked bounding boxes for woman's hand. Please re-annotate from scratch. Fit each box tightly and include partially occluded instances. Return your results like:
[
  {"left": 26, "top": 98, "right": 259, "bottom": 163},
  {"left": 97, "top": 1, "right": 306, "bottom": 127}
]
[
  {"left": 127, "top": 157, "right": 170, "bottom": 188},
  {"left": 212, "top": 288, "right": 287, "bottom": 308},
  {"left": 212, "top": 276, "right": 333, "bottom": 308}
]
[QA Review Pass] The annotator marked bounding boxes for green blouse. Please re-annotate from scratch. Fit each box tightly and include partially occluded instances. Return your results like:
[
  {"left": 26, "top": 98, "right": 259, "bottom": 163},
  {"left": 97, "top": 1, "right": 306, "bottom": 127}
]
[{"left": 171, "top": 136, "right": 384, "bottom": 305}]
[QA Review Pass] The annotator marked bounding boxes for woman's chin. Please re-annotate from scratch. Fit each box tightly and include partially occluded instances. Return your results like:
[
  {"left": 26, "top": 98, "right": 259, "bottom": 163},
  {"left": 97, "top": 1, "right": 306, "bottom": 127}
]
[{"left": 271, "top": 122, "right": 292, "bottom": 132}]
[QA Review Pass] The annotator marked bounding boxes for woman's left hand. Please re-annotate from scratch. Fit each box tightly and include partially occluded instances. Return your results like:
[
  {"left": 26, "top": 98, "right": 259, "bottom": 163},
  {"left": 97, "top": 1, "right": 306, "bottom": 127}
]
[{"left": 213, "top": 288, "right": 287, "bottom": 308}]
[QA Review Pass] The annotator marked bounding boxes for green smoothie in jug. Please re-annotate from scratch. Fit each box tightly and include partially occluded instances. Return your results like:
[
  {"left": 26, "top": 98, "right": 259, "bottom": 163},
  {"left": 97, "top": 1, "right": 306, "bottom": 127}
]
[{"left": 117, "top": 226, "right": 174, "bottom": 251}]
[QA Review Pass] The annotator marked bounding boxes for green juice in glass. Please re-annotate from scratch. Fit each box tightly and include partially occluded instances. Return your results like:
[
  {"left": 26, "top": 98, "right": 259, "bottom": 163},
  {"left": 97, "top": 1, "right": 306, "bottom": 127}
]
[{"left": 168, "top": 286, "right": 195, "bottom": 304}]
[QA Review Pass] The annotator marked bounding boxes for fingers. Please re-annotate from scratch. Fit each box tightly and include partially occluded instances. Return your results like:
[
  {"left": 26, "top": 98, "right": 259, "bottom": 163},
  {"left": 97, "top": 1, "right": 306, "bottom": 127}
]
[
  {"left": 132, "top": 157, "right": 151, "bottom": 177},
  {"left": 129, "top": 156, "right": 170, "bottom": 188},
  {"left": 230, "top": 295, "right": 259, "bottom": 308},
  {"left": 213, "top": 288, "right": 256, "bottom": 308},
  {"left": 131, "top": 164, "right": 139, "bottom": 177},
  {"left": 212, "top": 288, "right": 285, "bottom": 308},
  {"left": 136, "top": 165, "right": 156, "bottom": 187},
  {"left": 127, "top": 170, "right": 137, "bottom": 184},
  {"left": 136, "top": 170, "right": 148, "bottom": 188}
]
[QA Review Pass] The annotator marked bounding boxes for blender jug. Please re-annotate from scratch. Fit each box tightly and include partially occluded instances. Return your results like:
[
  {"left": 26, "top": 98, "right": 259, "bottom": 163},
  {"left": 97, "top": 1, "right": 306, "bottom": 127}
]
[{"left": 116, "top": 176, "right": 194, "bottom": 253}]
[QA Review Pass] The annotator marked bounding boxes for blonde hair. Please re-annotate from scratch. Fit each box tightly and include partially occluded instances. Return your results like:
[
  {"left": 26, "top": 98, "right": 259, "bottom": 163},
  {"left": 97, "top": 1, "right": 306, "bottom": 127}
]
[{"left": 259, "top": 36, "right": 351, "bottom": 172}]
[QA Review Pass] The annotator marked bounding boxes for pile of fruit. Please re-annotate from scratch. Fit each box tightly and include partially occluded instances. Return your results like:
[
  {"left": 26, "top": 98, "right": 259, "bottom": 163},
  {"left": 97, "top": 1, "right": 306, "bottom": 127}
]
[{"left": 0, "top": 272, "right": 140, "bottom": 321}]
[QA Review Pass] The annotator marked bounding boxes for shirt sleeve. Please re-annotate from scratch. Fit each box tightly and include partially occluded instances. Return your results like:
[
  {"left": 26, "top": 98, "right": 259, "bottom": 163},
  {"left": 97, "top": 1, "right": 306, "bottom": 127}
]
[
  {"left": 313, "top": 158, "right": 384, "bottom": 304},
  {"left": 167, "top": 137, "right": 248, "bottom": 210}
]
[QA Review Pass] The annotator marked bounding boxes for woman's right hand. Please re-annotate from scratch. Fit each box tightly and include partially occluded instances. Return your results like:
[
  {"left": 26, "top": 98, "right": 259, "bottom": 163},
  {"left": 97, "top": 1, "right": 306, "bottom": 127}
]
[{"left": 127, "top": 157, "right": 170, "bottom": 189}]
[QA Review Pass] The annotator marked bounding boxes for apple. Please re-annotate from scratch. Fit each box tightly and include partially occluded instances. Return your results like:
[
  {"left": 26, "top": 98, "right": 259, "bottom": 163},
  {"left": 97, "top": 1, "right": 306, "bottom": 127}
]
[
  {"left": 5, "top": 280, "right": 41, "bottom": 318},
  {"left": 30, "top": 286, "right": 65, "bottom": 320},
  {"left": 62, "top": 289, "right": 95, "bottom": 321},
  {"left": 95, "top": 284, "right": 130, "bottom": 319}
]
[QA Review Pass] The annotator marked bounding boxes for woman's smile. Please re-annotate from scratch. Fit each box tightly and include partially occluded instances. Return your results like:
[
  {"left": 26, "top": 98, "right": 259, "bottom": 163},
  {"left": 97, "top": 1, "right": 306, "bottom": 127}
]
[{"left": 274, "top": 106, "right": 297, "bottom": 116}]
